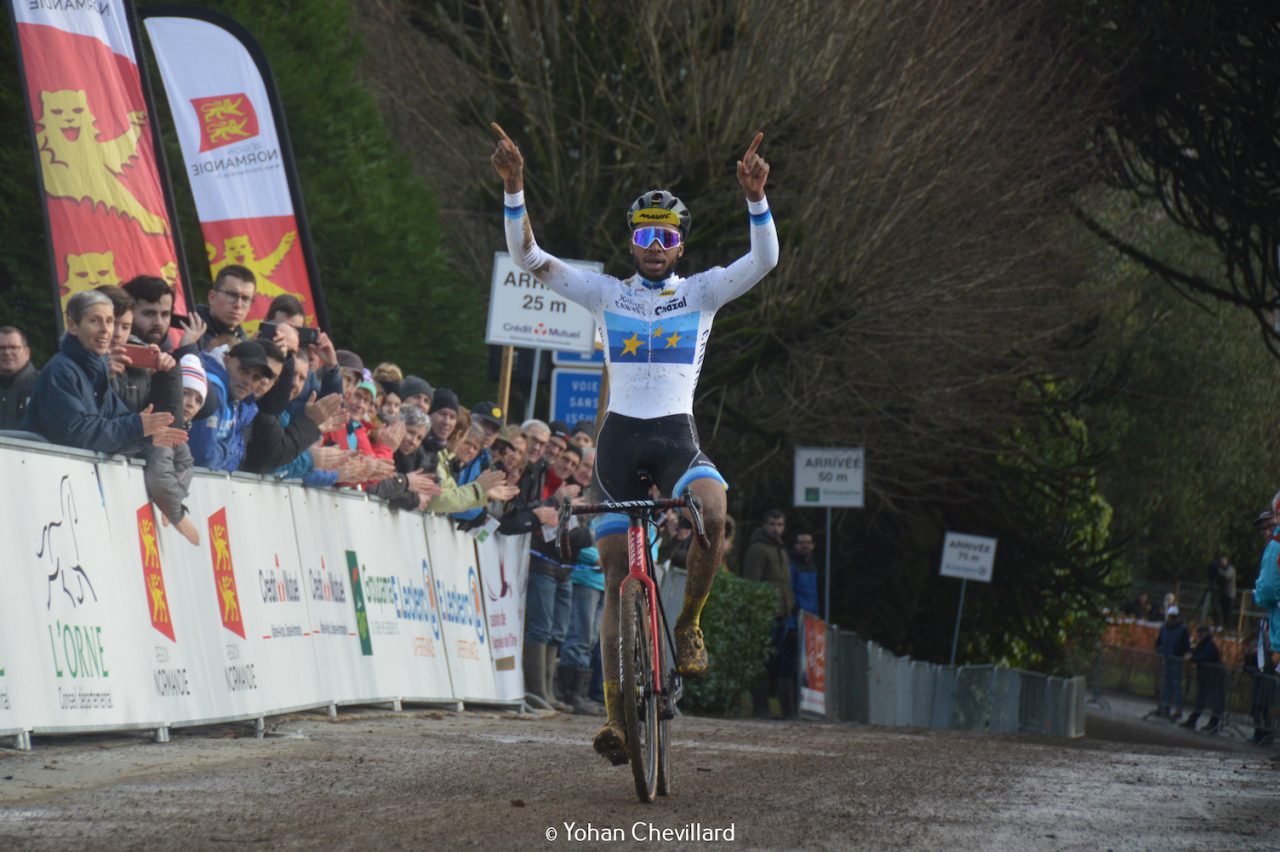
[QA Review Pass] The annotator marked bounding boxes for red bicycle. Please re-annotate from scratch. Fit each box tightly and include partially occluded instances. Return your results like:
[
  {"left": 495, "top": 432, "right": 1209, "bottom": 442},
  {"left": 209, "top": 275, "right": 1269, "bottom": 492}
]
[{"left": 559, "top": 491, "right": 709, "bottom": 802}]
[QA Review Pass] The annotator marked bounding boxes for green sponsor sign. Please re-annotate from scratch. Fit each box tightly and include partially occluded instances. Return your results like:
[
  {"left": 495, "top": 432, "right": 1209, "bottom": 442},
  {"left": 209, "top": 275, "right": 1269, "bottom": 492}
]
[{"left": 345, "top": 551, "right": 373, "bottom": 656}]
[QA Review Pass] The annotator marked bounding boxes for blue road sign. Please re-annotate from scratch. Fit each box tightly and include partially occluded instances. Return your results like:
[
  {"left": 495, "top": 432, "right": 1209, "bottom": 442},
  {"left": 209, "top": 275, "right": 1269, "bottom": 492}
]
[
  {"left": 551, "top": 346, "right": 604, "bottom": 367},
  {"left": 550, "top": 368, "right": 603, "bottom": 428}
]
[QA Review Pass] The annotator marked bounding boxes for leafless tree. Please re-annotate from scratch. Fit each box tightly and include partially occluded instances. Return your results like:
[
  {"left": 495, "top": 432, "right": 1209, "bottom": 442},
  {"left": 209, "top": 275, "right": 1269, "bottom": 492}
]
[{"left": 355, "top": 0, "right": 1112, "bottom": 510}]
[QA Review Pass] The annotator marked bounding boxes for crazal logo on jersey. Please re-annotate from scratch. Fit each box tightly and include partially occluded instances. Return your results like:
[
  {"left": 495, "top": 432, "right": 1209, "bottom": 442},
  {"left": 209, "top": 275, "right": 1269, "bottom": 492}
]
[
  {"left": 604, "top": 310, "right": 698, "bottom": 364},
  {"left": 136, "top": 504, "right": 175, "bottom": 643},
  {"left": 207, "top": 509, "right": 246, "bottom": 639},
  {"left": 192, "top": 93, "right": 260, "bottom": 152}
]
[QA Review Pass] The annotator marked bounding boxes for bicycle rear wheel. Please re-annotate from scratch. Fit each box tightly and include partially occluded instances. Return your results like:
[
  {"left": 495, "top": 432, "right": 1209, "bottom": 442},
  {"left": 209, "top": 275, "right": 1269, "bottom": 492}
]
[{"left": 620, "top": 579, "right": 659, "bottom": 802}]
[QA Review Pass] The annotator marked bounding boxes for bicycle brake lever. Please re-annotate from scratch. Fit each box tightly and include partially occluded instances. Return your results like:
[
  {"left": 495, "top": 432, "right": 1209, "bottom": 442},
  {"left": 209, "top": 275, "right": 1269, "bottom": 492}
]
[{"left": 685, "top": 493, "right": 711, "bottom": 552}]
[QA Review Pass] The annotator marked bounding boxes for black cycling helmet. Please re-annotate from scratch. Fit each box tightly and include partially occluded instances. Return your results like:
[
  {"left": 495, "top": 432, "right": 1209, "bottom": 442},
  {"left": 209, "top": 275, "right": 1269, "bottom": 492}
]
[{"left": 627, "top": 189, "right": 691, "bottom": 238}]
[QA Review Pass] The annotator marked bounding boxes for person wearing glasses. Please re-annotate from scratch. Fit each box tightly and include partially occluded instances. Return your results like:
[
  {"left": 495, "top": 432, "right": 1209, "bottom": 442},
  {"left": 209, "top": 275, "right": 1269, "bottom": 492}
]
[
  {"left": 0, "top": 325, "right": 39, "bottom": 430},
  {"left": 491, "top": 123, "right": 778, "bottom": 763},
  {"left": 194, "top": 264, "right": 257, "bottom": 352}
]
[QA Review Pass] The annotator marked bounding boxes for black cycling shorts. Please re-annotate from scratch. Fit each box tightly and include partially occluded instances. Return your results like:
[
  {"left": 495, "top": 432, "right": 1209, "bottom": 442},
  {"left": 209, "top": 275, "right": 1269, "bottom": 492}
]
[{"left": 590, "top": 412, "right": 727, "bottom": 538}]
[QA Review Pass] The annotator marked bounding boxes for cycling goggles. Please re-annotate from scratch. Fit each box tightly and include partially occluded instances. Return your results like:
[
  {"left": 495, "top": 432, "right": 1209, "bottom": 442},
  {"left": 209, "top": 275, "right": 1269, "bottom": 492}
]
[{"left": 631, "top": 226, "right": 682, "bottom": 250}]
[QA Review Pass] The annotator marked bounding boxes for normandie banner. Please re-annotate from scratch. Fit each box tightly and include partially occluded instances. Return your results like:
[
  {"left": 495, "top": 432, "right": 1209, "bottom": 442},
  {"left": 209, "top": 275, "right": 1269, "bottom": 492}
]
[
  {"left": 142, "top": 7, "right": 328, "bottom": 333},
  {"left": 8, "top": 0, "right": 190, "bottom": 327}
]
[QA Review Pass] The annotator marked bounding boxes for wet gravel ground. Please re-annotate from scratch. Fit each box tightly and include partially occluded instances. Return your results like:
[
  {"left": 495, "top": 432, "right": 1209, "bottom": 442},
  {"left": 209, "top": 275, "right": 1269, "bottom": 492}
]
[{"left": 0, "top": 706, "right": 1277, "bottom": 851}]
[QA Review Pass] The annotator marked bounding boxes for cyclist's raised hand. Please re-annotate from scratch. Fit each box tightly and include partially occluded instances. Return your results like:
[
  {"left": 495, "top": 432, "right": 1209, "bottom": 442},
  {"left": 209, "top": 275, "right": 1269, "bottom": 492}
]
[
  {"left": 736, "top": 131, "right": 769, "bottom": 202},
  {"left": 489, "top": 122, "right": 524, "bottom": 192}
]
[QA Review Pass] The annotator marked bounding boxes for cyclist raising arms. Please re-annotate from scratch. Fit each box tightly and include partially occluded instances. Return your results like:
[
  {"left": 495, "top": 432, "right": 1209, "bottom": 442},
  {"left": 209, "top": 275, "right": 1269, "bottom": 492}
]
[{"left": 491, "top": 123, "right": 778, "bottom": 764}]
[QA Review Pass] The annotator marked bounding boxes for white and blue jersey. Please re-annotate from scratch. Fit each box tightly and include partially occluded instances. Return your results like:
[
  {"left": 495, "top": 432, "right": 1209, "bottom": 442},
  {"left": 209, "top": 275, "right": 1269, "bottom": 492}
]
[
  {"left": 503, "top": 190, "right": 779, "bottom": 536},
  {"left": 502, "top": 192, "right": 779, "bottom": 420}
]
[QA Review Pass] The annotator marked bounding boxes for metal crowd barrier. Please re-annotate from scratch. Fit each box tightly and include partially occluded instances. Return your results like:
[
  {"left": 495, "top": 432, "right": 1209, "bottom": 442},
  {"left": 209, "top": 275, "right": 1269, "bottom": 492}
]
[
  {"left": 824, "top": 631, "right": 1084, "bottom": 738},
  {"left": 1089, "top": 644, "right": 1278, "bottom": 740}
]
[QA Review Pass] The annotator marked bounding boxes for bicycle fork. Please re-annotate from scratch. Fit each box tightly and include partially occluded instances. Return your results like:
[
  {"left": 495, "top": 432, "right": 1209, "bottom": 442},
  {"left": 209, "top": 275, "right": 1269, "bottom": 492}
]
[{"left": 626, "top": 519, "right": 682, "bottom": 720}]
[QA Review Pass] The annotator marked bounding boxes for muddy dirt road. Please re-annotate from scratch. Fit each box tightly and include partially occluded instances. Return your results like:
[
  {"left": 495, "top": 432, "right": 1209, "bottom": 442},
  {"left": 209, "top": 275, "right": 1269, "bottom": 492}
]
[{"left": 0, "top": 709, "right": 1277, "bottom": 850}]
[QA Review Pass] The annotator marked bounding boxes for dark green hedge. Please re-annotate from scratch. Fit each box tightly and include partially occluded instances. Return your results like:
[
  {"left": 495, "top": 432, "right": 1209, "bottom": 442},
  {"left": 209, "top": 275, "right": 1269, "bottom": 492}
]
[{"left": 682, "top": 570, "right": 777, "bottom": 717}]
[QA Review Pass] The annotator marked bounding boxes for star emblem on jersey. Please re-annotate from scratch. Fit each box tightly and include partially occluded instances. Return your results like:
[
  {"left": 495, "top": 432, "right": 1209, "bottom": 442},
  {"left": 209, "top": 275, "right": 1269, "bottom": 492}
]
[
  {"left": 605, "top": 310, "right": 698, "bottom": 364},
  {"left": 620, "top": 332, "right": 644, "bottom": 357}
]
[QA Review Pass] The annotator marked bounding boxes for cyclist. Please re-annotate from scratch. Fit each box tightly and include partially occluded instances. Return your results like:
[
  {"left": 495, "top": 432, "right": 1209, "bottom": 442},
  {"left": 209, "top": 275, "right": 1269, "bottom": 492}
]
[{"left": 490, "top": 123, "right": 778, "bottom": 764}]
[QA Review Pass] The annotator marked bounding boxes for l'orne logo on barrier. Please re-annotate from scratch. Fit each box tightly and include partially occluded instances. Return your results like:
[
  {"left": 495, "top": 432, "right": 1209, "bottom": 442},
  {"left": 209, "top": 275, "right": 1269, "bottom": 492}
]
[
  {"left": 207, "top": 508, "right": 246, "bottom": 639},
  {"left": 135, "top": 504, "right": 175, "bottom": 642},
  {"left": 191, "top": 92, "right": 259, "bottom": 152}
]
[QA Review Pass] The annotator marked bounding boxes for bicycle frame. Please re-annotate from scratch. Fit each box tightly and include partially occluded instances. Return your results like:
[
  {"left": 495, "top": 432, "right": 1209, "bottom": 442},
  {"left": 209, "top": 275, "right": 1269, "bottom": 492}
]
[
  {"left": 625, "top": 511, "right": 666, "bottom": 700},
  {"left": 559, "top": 494, "right": 708, "bottom": 710}
]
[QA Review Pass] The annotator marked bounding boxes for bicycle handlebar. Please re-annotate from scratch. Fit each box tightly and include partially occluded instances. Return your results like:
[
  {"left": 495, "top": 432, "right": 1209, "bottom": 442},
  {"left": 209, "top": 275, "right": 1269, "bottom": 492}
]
[{"left": 557, "top": 493, "right": 711, "bottom": 561}]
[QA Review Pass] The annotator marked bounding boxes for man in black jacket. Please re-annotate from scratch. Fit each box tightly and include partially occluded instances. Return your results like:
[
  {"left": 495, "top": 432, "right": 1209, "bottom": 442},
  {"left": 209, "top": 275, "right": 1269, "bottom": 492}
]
[
  {"left": 0, "top": 326, "right": 38, "bottom": 430},
  {"left": 1181, "top": 624, "right": 1225, "bottom": 732}
]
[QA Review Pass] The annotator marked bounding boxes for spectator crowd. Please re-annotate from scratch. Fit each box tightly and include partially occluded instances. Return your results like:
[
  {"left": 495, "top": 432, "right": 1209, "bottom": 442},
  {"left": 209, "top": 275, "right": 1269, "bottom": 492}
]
[{"left": 1, "top": 269, "right": 831, "bottom": 719}]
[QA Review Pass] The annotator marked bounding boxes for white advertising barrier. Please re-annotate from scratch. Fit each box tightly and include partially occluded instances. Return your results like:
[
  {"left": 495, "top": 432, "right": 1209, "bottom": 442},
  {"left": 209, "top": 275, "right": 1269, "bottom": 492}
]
[
  {"left": 0, "top": 441, "right": 530, "bottom": 737},
  {"left": 95, "top": 459, "right": 228, "bottom": 729},
  {"left": 475, "top": 531, "right": 531, "bottom": 701},
  {"left": 319, "top": 493, "right": 455, "bottom": 706},
  {"left": 0, "top": 451, "right": 161, "bottom": 733},
  {"left": 181, "top": 475, "right": 327, "bottom": 720},
  {"left": 422, "top": 516, "right": 500, "bottom": 703}
]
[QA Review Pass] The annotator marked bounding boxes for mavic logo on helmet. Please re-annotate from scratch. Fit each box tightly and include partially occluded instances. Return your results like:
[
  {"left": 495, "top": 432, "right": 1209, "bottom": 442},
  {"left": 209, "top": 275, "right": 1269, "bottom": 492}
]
[{"left": 632, "top": 209, "right": 682, "bottom": 227}]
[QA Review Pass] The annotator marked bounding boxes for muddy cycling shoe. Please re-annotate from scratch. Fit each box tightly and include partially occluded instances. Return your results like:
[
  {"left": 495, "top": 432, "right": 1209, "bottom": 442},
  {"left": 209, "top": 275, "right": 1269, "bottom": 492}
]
[
  {"left": 674, "top": 625, "right": 709, "bottom": 678},
  {"left": 593, "top": 721, "right": 629, "bottom": 766}
]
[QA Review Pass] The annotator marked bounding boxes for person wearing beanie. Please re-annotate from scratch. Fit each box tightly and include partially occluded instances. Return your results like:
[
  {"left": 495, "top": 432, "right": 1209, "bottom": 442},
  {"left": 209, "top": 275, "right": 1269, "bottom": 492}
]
[
  {"left": 140, "top": 353, "right": 205, "bottom": 546},
  {"left": 423, "top": 388, "right": 460, "bottom": 454},
  {"left": 399, "top": 375, "right": 434, "bottom": 411}
]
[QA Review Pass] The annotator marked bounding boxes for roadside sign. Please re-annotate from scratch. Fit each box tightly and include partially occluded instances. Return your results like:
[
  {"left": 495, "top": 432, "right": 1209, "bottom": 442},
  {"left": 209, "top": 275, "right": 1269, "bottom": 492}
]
[
  {"left": 485, "top": 252, "right": 600, "bottom": 353},
  {"left": 793, "top": 447, "right": 864, "bottom": 508},
  {"left": 552, "top": 345, "right": 604, "bottom": 367},
  {"left": 549, "top": 367, "right": 603, "bottom": 427},
  {"left": 939, "top": 532, "right": 997, "bottom": 583}
]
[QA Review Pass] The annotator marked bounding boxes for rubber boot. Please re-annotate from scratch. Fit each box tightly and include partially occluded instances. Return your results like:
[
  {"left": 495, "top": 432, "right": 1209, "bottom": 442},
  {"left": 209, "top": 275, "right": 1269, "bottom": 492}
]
[
  {"left": 523, "top": 639, "right": 548, "bottom": 705},
  {"left": 546, "top": 644, "right": 572, "bottom": 712},
  {"left": 778, "top": 677, "right": 797, "bottom": 720},
  {"left": 571, "top": 667, "right": 605, "bottom": 716}
]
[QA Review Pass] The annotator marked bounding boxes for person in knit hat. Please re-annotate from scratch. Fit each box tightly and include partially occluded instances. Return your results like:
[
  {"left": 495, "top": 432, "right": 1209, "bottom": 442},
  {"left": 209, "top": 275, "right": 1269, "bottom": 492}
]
[{"left": 142, "top": 353, "right": 205, "bottom": 546}]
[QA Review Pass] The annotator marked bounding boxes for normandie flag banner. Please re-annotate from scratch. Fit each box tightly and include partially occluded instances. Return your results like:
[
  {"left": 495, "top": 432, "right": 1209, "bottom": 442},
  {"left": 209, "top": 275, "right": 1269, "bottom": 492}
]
[
  {"left": 9, "top": 0, "right": 189, "bottom": 325},
  {"left": 142, "top": 8, "right": 326, "bottom": 332}
]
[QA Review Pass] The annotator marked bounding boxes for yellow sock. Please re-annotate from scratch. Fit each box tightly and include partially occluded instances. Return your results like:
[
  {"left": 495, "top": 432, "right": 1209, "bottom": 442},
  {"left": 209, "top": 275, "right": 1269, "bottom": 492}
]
[
  {"left": 676, "top": 592, "right": 708, "bottom": 632},
  {"left": 603, "top": 679, "right": 623, "bottom": 723}
]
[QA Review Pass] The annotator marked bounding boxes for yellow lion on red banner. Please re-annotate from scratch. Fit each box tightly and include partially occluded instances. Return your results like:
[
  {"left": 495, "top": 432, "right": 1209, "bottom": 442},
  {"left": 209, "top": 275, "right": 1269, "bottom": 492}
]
[{"left": 36, "top": 89, "right": 168, "bottom": 235}]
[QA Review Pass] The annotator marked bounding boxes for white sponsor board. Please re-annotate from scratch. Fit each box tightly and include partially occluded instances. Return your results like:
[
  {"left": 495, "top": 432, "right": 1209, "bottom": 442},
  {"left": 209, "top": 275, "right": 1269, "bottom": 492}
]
[
  {"left": 475, "top": 532, "right": 531, "bottom": 701},
  {"left": 793, "top": 447, "right": 865, "bottom": 508},
  {"left": 3, "top": 453, "right": 159, "bottom": 732},
  {"left": 486, "top": 252, "right": 600, "bottom": 353},
  {"left": 939, "top": 532, "right": 997, "bottom": 583},
  {"left": 423, "top": 516, "right": 498, "bottom": 702},
  {"left": 0, "top": 441, "right": 524, "bottom": 735}
]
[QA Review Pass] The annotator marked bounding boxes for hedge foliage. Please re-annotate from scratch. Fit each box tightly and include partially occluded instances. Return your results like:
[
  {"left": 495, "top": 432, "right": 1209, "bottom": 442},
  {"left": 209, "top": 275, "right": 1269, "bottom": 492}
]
[{"left": 682, "top": 570, "right": 777, "bottom": 717}]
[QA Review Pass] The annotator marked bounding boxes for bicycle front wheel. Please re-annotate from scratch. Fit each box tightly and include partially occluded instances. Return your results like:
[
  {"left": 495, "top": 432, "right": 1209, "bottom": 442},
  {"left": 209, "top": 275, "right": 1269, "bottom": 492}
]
[{"left": 620, "top": 579, "right": 659, "bottom": 802}]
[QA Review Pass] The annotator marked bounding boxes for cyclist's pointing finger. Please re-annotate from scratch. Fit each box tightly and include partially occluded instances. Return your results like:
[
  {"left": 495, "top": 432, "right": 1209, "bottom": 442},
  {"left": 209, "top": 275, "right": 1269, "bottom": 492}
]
[
  {"left": 743, "top": 131, "right": 763, "bottom": 161},
  {"left": 491, "top": 122, "right": 514, "bottom": 145}
]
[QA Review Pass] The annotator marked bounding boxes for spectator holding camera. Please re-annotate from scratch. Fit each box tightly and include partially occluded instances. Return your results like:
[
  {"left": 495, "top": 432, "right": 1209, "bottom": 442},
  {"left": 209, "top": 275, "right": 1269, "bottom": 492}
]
[
  {"left": 24, "top": 290, "right": 186, "bottom": 453},
  {"left": 0, "top": 325, "right": 38, "bottom": 430},
  {"left": 122, "top": 274, "right": 205, "bottom": 356},
  {"left": 97, "top": 285, "right": 182, "bottom": 419}
]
